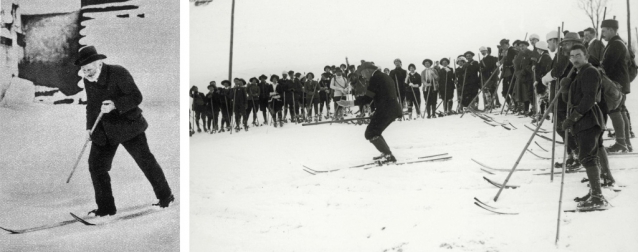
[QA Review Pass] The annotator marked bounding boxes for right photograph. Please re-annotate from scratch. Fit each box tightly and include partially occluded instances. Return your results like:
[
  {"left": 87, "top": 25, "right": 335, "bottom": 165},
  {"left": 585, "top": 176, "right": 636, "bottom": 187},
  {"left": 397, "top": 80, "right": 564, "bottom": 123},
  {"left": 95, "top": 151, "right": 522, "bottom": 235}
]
[{"left": 190, "top": 0, "right": 638, "bottom": 251}]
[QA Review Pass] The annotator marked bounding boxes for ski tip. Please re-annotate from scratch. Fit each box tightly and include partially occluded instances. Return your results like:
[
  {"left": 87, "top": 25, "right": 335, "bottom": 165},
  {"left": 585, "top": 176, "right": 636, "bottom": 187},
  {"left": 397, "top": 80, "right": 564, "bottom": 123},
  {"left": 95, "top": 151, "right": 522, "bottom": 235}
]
[
  {"left": 0, "top": 226, "right": 20, "bottom": 234},
  {"left": 70, "top": 212, "right": 96, "bottom": 226}
]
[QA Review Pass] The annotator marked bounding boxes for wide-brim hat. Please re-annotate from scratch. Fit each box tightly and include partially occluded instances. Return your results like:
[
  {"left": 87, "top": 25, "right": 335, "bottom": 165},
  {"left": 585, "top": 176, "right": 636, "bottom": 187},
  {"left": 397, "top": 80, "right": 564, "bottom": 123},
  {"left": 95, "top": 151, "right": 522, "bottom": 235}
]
[
  {"left": 499, "top": 39, "right": 510, "bottom": 45},
  {"left": 559, "top": 32, "right": 583, "bottom": 45},
  {"left": 536, "top": 41, "right": 549, "bottom": 51},
  {"left": 440, "top": 58, "right": 450, "bottom": 64},
  {"left": 422, "top": 59, "right": 433, "bottom": 66},
  {"left": 221, "top": 80, "right": 231, "bottom": 86},
  {"left": 259, "top": 74, "right": 268, "bottom": 80},
  {"left": 355, "top": 60, "right": 378, "bottom": 73},
  {"left": 518, "top": 40, "right": 530, "bottom": 46},
  {"left": 464, "top": 51, "right": 475, "bottom": 57},
  {"left": 75, "top": 46, "right": 106, "bottom": 66},
  {"left": 249, "top": 77, "right": 258, "bottom": 83},
  {"left": 306, "top": 72, "right": 315, "bottom": 78},
  {"left": 270, "top": 75, "right": 279, "bottom": 81}
]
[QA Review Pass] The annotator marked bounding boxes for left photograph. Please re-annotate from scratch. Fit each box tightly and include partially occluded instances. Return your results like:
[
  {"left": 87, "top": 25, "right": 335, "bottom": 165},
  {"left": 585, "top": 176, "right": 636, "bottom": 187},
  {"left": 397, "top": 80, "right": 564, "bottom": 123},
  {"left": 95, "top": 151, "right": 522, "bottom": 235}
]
[{"left": 0, "top": 0, "right": 179, "bottom": 251}]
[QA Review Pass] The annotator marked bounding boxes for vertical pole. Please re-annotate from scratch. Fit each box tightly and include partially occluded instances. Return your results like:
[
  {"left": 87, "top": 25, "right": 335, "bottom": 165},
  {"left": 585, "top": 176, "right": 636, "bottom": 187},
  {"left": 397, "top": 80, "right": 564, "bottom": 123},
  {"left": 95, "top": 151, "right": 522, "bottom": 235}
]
[
  {"left": 551, "top": 26, "right": 561, "bottom": 182},
  {"left": 628, "top": 0, "right": 632, "bottom": 51},
  {"left": 229, "top": 0, "right": 235, "bottom": 82}
]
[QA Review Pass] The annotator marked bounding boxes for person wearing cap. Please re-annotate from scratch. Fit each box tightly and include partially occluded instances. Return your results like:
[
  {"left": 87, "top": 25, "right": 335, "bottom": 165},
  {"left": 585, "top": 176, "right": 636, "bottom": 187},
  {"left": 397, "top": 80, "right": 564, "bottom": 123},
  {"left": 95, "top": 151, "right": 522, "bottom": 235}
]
[
  {"left": 601, "top": 19, "right": 632, "bottom": 153},
  {"left": 550, "top": 32, "right": 581, "bottom": 169},
  {"left": 303, "top": 72, "right": 320, "bottom": 122},
  {"left": 319, "top": 68, "right": 333, "bottom": 120},
  {"left": 499, "top": 39, "right": 518, "bottom": 109},
  {"left": 190, "top": 85, "right": 208, "bottom": 132},
  {"left": 480, "top": 46, "right": 499, "bottom": 109},
  {"left": 403, "top": 63, "right": 422, "bottom": 119},
  {"left": 532, "top": 41, "right": 552, "bottom": 122},
  {"left": 218, "top": 80, "right": 234, "bottom": 132},
  {"left": 583, "top": 27, "right": 605, "bottom": 66},
  {"left": 389, "top": 58, "right": 407, "bottom": 111},
  {"left": 205, "top": 81, "right": 221, "bottom": 133},
  {"left": 330, "top": 68, "right": 350, "bottom": 120},
  {"left": 258, "top": 74, "right": 271, "bottom": 125},
  {"left": 231, "top": 78, "right": 249, "bottom": 131},
  {"left": 512, "top": 40, "right": 535, "bottom": 116},
  {"left": 462, "top": 51, "right": 481, "bottom": 110},
  {"left": 438, "top": 58, "right": 455, "bottom": 115},
  {"left": 246, "top": 77, "right": 261, "bottom": 127},
  {"left": 420, "top": 59, "right": 438, "bottom": 118},
  {"left": 560, "top": 43, "right": 609, "bottom": 210},
  {"left": 75, "top": 45, "right": 174, "bottom": 216},
  {"left": 268, "top": 75, "right": 284, "bottom": 127},
  {"left": 336, "top": 60, "right": 402, "bottom": 163}
]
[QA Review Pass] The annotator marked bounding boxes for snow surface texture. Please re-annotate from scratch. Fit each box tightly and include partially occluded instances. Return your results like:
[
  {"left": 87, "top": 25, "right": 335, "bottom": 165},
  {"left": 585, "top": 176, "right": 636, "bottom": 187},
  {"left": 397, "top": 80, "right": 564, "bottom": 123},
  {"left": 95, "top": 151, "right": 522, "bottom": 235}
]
[
  {"left": 1, "top": 77, "right": 35, "bottom": 107},
  {"left": 0, "top": 103, "right": 179, "bottom": 251},
  {"left": 191, "top": 91, "right": 637, "bottom": 251}
]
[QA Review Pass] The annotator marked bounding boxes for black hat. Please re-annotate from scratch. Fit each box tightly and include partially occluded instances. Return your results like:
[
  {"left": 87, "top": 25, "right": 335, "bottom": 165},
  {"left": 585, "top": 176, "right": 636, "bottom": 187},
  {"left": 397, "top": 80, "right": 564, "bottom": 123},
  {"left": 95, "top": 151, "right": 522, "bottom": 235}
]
[
  {"left": 513, "top": 40, "right": 521, "bottom": 46},
  {"left": 601, "top": 19, "right": 619, "bottom": 29},
  {"left": 208, "top": 81, "right": 216, "bottom": 89},
  {"left": 464, "top": 51, "right": 475, "bottom": 57},
  {"left": 294, "top": 72, "right": 301, "bottom": 77},
  {"left": 307, "top": 72, "right": 315, "bottom": 78},
  {"left": 259, "top": 74, "right": 268, "bottom": 80},
  {"left": 270, "top": 74, "right": 279, "bottom": 81},
  {"left": 75, "top": 46, "right": 107, "bottom": 66},
  {"left": 518, "top": 40, "right": 529, "bottom": 46},
  {"left": 340, "top": 64, "right": 347, "bottom": 68},
  {"left": 288, "top": 70, "right": 294, "bottom": 74},
  {"left": 408, "top": 63, "right": 416, "bottom": 69},
  {"left": 324, "top": 65, "right": 331, "bottom": 71},
  {"left": 422, "top": 59, "right": 433, "bottom": 66},
  {"left": 249, "top": 77, "right": 258, "bottom": 83},
  {"left": 240, "top": 79, "right": 247, "bottom": 84},
  {"left": 221, "top": 80, "right": 231, "bottom": 86},
  {"left": 334, "top": 68, "right": 343, "bottom": 73},
  {"left": 578, "top": 31, "right": 585, "bottom": 37},
  {"left": 499, "top": 39, "right": 509, "bottom": 45},
  {"left": 440, "top": 58, "right": 450, "bottom": 64}
]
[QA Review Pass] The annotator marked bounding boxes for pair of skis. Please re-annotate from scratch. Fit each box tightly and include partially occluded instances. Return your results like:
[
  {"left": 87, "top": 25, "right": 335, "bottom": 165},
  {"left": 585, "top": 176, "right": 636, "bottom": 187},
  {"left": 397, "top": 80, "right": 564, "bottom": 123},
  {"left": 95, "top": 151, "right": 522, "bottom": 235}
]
[
  {"left": 0, "top": 202, "right": 174, "bottom": 234},
  {"left": 302, "top": 153, "right": 452, "bottom": 175}
]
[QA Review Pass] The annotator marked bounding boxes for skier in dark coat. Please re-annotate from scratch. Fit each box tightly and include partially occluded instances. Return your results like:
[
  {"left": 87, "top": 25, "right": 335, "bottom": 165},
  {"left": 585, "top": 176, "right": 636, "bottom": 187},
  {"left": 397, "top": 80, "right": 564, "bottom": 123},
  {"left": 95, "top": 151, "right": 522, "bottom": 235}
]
[
  {"left": 218, "top": 80, "right": 233, "bottom": 132},
  {"left": 190, "top": 86, "right": 208, "bottom": 132},
  {"left": 600, "top": 19, "right": 632, "bottom": 153},
  {"left": 76, "top": 46, "right": 173, "bottom": 216},
  {"left": 232, "top": 78, "right": 248, "bottom": 131},
  {"left": 405, "top": 63, "right": 422, "bottom": 118},
  {"left": 258, "top": 74, "right": 271, "bottom": 125},
  {"left": 462, "top": 51, "right": 481, "bottom": 110},
  {"left": 499, "top": 39, "right": 518, "bottom": 109},
  {"left": 246, "top": 77, "right": 261, "bottom": 126},
  {"left": 205, "top": 81, "right": 221, "bottom": 132},
  {"left": 512, "top": 41, "right": 534, "bottom": 116},
  {"left": 389, "top": 58, "right": 407, "bottom": 110},
  {"left": 438, "top": 58, "right": 455, "bottom": 115},
  {"left": 561, "top": 44, "right": 608, "bottom": 210},
  {"left": 533, "top": 41, "right": 553, "bottom": 121},
  {"left": 269, "top": 75, "right": 284, "bottom": 127},
  {"left": 337, "top": 60, "right": 403, "bottom": 163},
  {"left": 480, "top": 47, "right": 499, "bottom": 109}
]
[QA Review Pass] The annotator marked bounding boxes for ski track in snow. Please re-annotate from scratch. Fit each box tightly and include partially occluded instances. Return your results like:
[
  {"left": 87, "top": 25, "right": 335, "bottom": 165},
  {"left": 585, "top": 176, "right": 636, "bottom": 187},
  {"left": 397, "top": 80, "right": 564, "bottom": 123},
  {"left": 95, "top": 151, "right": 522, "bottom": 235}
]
[{"left": 191, "top": 91, "right": 638, "bottom": 251}]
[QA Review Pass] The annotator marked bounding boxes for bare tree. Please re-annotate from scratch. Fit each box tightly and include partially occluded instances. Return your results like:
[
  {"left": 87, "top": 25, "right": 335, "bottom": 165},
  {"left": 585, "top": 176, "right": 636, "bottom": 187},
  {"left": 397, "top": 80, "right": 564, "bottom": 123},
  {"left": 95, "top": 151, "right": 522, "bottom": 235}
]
[
  {"left": 191, "top": 0, "right": 213, "bottom": 7},
  {"left": 577, "top": 0, "right": 609, "bottom": 35}
]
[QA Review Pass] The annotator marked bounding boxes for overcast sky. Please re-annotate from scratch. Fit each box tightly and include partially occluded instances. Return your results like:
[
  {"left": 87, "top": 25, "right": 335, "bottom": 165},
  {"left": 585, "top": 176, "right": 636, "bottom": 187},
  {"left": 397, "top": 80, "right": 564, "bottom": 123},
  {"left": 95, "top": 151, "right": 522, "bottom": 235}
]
[{"left": 190, "top": 0, "right": 638, "bottom": 89}]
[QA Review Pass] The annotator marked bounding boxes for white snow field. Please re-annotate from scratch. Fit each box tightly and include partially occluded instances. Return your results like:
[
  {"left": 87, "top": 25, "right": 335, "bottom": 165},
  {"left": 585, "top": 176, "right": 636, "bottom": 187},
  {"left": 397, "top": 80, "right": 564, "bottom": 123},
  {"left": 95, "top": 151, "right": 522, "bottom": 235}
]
[
  {"left": 0, "top": 102, "right": 179, "bottom": 251},
  {"left": 191, "top": 93, "right": 637, "bottom": 251}
]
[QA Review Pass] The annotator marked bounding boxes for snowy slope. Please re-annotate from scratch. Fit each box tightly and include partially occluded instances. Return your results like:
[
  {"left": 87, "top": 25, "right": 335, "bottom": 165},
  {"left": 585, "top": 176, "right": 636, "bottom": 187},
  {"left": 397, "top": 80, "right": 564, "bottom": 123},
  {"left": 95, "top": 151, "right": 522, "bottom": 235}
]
[
  {"left": 0, "top": 102, "right": 179, "bottom": 251},
  {"left": 191, "top": 92, "right": 637, "bottom": 251}
]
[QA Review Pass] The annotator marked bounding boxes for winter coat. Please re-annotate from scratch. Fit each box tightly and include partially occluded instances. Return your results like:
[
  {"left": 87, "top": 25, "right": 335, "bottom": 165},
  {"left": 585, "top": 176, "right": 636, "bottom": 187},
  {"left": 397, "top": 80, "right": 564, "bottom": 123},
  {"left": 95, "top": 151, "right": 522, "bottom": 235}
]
[
  {"left": 354, "top": 70, "right": 402, "bottom": 119},
  {"left": 438, "top": 66, "right": 455, "bottom": 100},
  {"left": 258, "top": 81, "right": 271, "bottom": 103},
  {"left": 406, "top": 72, "right": 422, "bottom": 96},
  {"left": 534, "top": 52, "right": 553, "bottom": 94},
  {"left": 513, "top": 48, "right": 534, "bottom": 102},
  {"left": 420, "top": 68, "right": 438, "bottom": 91},
  {"left": 85, "top": 64, "right": 147, "bottom": 146},
  {"left": 389, "top": 67, "right": 407, "bottom": 92},
  {"left": 501, "top": 47, "right": 518, "bottom": 78},
  {"left": 205, "top": 88, "right": 222, "bottom": 112},
  {"left": 586, "top": 38, "right": 605, "bottom": 66},
  {"left": 232, "top": 87, "right": 248, "bottom": 110},
  {"left": 246, "top": 83, "right": 260, "bottom": 101},
  {"left": 190, "top": 87, "right": 207, "bottom": 112},
  {"left": 565, "top": 63, "right": 605, "bottom": 134},
  {"left": 464, "top": 60, "right": 481, "bottom": 90},
  {"left": 601, "top": 35, "right": 630, "bottom": 93},
  {"left": 480, "top": 55, "right": 498, "bottom": 86},
  {"left": 304, "top": 80, "right": 320, "bottom": 100}
]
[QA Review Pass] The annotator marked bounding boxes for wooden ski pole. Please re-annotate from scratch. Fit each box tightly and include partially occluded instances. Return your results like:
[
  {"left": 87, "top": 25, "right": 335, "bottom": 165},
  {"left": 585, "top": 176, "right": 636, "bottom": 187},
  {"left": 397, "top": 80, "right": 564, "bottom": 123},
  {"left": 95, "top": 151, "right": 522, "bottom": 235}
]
[
  {"left": 394, "top": 74, "right": 404, "bottom": 117},
  {"left": 500, "top": 73, "right": 516, "bottom": 115},
  {"left": 493, "top": 92, "right": 562, "bottom": 202},
  {"left": 462, "top": 64, "right": 499, "bottom": 118},
  {"left": 556, "top": 75, "right": 573, "bottom": 245},
  {"left": 551, "top": 25, "right": 562, "bottom": 182},
  {"left": 66, "top": 112, "right": 104, "bottom": 183}
]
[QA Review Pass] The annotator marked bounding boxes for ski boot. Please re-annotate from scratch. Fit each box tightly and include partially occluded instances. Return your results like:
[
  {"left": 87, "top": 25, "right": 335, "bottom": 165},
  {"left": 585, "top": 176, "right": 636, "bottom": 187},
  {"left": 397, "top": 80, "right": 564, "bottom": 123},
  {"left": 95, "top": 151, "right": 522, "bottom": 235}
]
[
  {"left": 197, "top": 128, "right": 202, "bottom": 133},
  {"left": 576, "top": 194, "right": 609, "bottom": 210},
  {"left": 566, "top": 159, "right": 582, "bottom": 172},
  {"left": 555, "top": 157, "right": 575, "bottom": 168},
  {"left": 235, "top": 126, "right": 240, "bottom": 132},
  {"left": 218, "top": 128, "right": 225, "bottom": 133},
  {"left": 606, "top": 143, "right": 628, "bottom": 153},
  {"left": 631, "top": 131, "right": 635, "bottom": 139},
  {"left": 376, "top": 154, "right": 397, "bottom": 165},
  {"left": 573, "top": 190, "right": 591, "bottom": 203},
  {"left": 153, "top": 194, "right": 175, "bottom": 208},
  {"left": 279, "top": 120, "right": 284, "bottom": 127},
  {"left": 88, "top": 207, "right": 117, "bottom": 217},
  {"left": 244, "top": 124, "right": 249, "bottom": 131}
]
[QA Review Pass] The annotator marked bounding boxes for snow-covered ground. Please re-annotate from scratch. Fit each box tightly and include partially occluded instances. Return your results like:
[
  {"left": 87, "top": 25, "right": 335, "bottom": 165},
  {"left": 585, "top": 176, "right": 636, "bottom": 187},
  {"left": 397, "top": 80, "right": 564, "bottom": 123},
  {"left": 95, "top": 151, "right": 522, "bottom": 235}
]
[
  {"left": 191, "top": 92, "right": 637, "bottom": 251},
  {"left": 0, "top": 102, "right": 179, "bottom": 251}
]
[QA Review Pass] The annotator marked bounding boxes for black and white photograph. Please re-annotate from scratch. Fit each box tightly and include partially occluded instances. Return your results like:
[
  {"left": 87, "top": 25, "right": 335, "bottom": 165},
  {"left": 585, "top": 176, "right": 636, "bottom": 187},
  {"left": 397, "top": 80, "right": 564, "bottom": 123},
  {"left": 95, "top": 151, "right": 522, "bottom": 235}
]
[
  {"left": 1, "top": 0, "right": 180, "bottom": 251},
  {"left": 190, "top": 0, "right": 637, "bottom": 251}
]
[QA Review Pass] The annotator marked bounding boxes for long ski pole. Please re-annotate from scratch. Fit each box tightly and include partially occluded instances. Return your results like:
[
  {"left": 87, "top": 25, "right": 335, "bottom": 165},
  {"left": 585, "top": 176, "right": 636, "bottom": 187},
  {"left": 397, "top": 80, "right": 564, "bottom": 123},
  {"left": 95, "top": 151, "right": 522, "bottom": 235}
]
[
  {"left": 408, "top": 76, "right": 421, "bottom": 119},
  {"left": 457, "top": 63, "right": 468, "bottom": 112},
  {"left": 230, "top": 87, "right": 237, "bottom": 133},
  {"left": 66, "top": 112, "right": 104, "bottom": 183},
  {"left": 394, "top": 74, "right": 404, "bottom": 118},
  {"left": 493, "top": 92, "right": 562, "bottom": 202},
  {"left": 444, "top": 64, "right": 448, "bottom": 114},
  {"left": 500, "top": 73, "right": 516, "bottom": 115},
  {"left": 210, "top": 92, "right": 215, "bottom": 133},
  {"left": 249, "top": 88, "right": 259, "bottom": 126},
  {"left": 461, "top": 65, "right": 499, "bottom": 118},
  {"left": 551, "top": 26, "right": 562, "bottom": 182},
  {"left": 556, "top": 76, "right": 573, "bottom": 244}
]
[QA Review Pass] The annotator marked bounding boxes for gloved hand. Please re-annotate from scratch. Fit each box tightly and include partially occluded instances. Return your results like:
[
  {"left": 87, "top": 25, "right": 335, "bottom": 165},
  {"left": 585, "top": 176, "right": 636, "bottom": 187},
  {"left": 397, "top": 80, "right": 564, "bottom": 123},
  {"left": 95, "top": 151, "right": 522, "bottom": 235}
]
[
  {"left": 336, "top": 100, "right": 355, "bottom": 107},
  {"left": 561, "top": 111, "right": 582, "bottom": 131}
]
